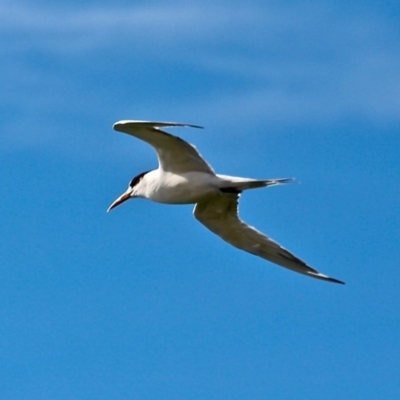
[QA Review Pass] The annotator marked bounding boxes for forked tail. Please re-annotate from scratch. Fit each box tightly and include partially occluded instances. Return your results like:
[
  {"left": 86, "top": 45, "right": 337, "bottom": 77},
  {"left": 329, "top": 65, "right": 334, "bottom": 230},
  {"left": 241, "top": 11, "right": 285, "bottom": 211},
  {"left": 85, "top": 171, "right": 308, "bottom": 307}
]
[
  {"left": 259, "top": 177, "right": 294, "bottom": 187},
  {"left": 217, "top": 175, "right": 295, "bottom": 192}
]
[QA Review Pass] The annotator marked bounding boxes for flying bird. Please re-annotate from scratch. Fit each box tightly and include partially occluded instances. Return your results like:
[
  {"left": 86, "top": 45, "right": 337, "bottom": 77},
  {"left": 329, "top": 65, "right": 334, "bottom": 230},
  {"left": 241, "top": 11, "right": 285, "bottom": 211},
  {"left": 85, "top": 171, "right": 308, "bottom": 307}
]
[{"left": 108, "top": 120, "right": 344, "bottom": 284}]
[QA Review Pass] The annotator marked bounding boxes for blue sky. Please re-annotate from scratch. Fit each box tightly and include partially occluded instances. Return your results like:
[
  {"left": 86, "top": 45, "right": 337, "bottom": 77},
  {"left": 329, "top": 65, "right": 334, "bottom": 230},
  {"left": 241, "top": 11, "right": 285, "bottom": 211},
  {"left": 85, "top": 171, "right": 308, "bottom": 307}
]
[{"left": 1, "top": 0, "right": 400, "bottom": 398}]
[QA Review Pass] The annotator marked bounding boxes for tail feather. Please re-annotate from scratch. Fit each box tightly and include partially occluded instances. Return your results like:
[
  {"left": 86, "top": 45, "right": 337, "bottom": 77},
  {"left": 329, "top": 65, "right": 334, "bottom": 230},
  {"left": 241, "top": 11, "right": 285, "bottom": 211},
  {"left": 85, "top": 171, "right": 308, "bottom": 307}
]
[
  {"left": 217, "top": 175, "right": 295, "bottom": 191},
  {"left": 262, "top": 177, "right": 294, "bottom": 187},
  {"left": 244, "top": 178, "right": 294, "bottom": 189}
]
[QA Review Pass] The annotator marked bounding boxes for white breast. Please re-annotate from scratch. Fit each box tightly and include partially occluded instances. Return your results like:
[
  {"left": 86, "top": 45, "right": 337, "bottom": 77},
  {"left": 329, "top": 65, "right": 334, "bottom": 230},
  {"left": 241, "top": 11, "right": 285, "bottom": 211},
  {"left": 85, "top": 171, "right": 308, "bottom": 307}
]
[{"left": 143, "top": 170, "right": 219, "bottom": 204}]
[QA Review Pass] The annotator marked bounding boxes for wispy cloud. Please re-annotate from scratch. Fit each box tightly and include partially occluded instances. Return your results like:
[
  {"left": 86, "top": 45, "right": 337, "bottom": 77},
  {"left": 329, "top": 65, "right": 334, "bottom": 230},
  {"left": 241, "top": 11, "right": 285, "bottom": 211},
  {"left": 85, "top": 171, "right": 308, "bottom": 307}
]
[
  {"left": 1, "top": 0, "right": 399, "bottom": 152},
  {"left": 0, "top": 2, "right": 263, "bottom": 53}
]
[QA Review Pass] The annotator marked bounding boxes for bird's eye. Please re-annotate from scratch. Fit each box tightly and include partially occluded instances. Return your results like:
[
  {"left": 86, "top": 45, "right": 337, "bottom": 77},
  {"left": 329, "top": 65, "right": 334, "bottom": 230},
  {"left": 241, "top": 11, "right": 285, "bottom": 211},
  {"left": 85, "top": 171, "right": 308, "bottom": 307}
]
[{"left": 129, "top": 177, "right": 137, "bottom": 188}]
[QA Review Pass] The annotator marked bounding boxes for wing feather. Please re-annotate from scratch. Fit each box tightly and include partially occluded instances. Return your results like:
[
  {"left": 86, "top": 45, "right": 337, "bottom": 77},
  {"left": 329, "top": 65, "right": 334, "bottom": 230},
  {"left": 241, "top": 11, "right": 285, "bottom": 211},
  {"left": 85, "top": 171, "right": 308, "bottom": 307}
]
[
  {"left": 194, "top": 194, "right": 344, "bottom": 284},
  {"left": 113, "top": 120, "right": 214, "bottom": 174}
]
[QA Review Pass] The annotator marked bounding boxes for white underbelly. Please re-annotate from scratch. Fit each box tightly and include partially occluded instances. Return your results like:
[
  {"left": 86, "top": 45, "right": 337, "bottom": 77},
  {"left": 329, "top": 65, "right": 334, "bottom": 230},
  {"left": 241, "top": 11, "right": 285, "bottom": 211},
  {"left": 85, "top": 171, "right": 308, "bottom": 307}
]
[{"left": 146, "top": 171, "right": 219, "bottom": 204}]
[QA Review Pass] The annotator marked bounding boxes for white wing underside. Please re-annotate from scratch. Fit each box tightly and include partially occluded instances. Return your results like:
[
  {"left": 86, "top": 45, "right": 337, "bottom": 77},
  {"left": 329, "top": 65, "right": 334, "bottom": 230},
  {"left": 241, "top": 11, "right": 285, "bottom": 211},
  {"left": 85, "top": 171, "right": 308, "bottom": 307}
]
[
  {"left": 113, "top": 120, "right": 214, "bottom": 174},
  {"left": 194, "top": 193, "right": 344, "bottom": 284}
]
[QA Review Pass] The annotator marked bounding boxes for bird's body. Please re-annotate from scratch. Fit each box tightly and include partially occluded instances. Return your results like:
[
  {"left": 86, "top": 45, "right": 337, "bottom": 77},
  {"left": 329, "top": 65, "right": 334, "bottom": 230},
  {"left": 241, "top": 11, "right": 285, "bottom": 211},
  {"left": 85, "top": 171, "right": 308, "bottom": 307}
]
[
  {"left": 134, "top": 170, "right": 218, "bottom": 204},
  {"left": 128, "top": 170, "right": 283, "bottom": 204},
  {"left": 108, "top": 120, "right": 344, "bottom": 285}
]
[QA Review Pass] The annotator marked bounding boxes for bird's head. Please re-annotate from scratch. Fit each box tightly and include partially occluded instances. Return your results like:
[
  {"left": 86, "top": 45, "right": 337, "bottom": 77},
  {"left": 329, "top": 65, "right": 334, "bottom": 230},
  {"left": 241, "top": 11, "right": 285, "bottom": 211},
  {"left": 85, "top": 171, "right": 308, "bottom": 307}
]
[{"left": 107, "top": 171, "right": 149, "bottom": 212}]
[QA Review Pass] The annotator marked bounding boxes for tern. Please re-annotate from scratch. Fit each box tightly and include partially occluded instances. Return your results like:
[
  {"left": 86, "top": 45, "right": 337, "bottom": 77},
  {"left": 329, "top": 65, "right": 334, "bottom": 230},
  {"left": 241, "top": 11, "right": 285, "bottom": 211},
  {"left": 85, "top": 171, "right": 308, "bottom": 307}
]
[{"left": 108, "top": 120, "right": 344, "bottom": 284}]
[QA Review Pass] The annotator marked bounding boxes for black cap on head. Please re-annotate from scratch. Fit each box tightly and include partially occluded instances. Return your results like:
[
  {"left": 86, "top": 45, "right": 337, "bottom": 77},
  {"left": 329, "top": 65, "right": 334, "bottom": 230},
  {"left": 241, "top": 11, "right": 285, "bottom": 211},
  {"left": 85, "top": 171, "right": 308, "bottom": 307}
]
[{"left": 129, "top": 170, "right": 150, "bottom": 188}]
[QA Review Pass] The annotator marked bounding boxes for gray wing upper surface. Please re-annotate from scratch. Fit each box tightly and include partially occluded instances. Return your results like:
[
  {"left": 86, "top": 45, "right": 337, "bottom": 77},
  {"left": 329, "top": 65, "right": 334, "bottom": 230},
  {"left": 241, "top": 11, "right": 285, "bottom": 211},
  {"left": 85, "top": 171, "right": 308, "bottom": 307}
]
[
  {"left": 194, "top": 193, "right": 344, "bottom": 284},
  {"left": 113, "top": 120, "right": 215, "bottom": 174}
]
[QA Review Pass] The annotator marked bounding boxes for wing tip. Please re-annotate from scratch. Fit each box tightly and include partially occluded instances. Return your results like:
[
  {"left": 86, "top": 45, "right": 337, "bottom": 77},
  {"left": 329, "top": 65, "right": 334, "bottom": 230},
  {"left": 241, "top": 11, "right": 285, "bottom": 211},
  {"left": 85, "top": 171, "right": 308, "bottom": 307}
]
[
  {"left": 328, "top": 277, "right": 346, "bottom": 285},
  {"left": 113, "top": 120, "right": 204, "bottom": 132},
  {"left": 310, "top": 272, "right": 345, "bottom": 285}
]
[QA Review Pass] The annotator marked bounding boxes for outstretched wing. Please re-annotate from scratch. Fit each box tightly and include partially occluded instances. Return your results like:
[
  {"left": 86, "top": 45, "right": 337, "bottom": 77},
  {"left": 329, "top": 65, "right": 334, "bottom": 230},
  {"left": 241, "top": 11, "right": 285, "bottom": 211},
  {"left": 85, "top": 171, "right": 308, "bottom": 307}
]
[
  {"left": 113, "top": 120, "right": 215, "bottom": 174},
  {"left": 194, "top": 193, "right": 344, "bottom": 284}
]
